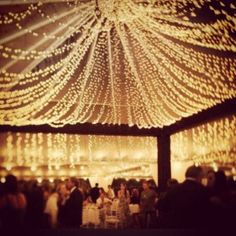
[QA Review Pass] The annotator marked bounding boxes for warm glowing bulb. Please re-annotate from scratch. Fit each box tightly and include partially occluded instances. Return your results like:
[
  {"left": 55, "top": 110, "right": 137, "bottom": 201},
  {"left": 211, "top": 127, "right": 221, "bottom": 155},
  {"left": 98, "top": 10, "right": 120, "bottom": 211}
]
[
  {"left": 6, "top": 165, "right": 12, "bottom": 171},
  {"left": 37, "top": 177, "right": 42, "bottom": 183},
  {"left": 0, "top": 177, "right": 6, "bottom": 183},
  {"left": 31, "top": 166, "right": 37, "bottom": 171},
  {"left": 55, "top": 165, "right": 60, "bottom": 170},
  {"left": 212, "top": 163, "right": 218, "bottom": 172},
  {"left": 232, "top": 167, "right": 236, "bottom": 174}
]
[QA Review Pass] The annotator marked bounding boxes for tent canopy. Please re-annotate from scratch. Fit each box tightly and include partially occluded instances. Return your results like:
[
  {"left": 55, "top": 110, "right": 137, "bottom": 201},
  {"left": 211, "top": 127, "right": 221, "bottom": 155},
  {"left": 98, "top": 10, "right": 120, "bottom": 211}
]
[{"left": 0, "top": 0, "right": 236, "bottom": 129}]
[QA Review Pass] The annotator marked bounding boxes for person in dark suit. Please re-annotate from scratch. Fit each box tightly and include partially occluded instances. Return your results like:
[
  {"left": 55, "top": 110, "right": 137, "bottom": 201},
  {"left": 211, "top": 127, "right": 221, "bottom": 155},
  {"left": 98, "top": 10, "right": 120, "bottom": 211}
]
[
  {"left": 90, "top": 183, "right": 100, "bottom": 203},
  {"left": 157, "top": 165, "right": 210, "bottom": 228},
  {"left": 62, "top": 177, "right": 83, "bottom": 228}
]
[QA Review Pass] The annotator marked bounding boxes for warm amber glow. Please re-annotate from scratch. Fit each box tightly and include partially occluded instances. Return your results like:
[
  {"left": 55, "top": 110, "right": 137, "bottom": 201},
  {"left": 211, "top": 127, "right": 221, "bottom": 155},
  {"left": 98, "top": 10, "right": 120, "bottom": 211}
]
[
  {"left": 171, "top": 115, "right": 236, "bottom": 167},
  {"left": 0, "top": 133, "right": 157, "bottom": 180},
  {"left": 0, "top": 0, "right": 235, "bottom": 128}
]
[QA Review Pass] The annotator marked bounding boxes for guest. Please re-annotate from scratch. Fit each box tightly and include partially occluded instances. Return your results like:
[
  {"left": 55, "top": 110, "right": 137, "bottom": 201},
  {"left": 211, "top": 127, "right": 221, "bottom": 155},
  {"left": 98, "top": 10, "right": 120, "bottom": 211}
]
[
  {"left": 130, "top": 188, "right": 140, "bottom": 228},
  {"left": 107, "top": 185, "right": 115, "bottom": 200},
  {"left": 157, "top": 165, "right": 210, "bottom": 228},
  {"left": 44, "top": 187, "right": 59, "bottom": 228},
  {"left": 207, "top": 170, "right": 216, "bottom": 189},
  {"left": 25, "top": 181, "right": 45, "bottom": 228},
  {"left": 140, "top": 180, "right": 157, "bottom": 228},
  {"left": 157, "top": 178, "right": 179, "bottom": 203},
  {"left": 130, "top": 188, "right": 140, "bottom": 204},
  {"left": 0, "top": 175, "right": 27, "bottom": 228},
  {"left": 117, "top": 183, "right": 130, "bottom": 228},
  {"left": 208, "top": 170, "right": 235, "bottom": 228},
  {"left": 206, "top": 170, "right": 216, "bottom": 197},
  {"left": 83, "top": 195, "right": 93, "bottom": 206},
  {"left": 96, "top": 189, "right": 112, "bottom": 208},
  {"left": 90, "top": 183, "right": 100, "bottom": 203},
  {"left": 61, "top": 177, "right": 83, "bottom": 228}
]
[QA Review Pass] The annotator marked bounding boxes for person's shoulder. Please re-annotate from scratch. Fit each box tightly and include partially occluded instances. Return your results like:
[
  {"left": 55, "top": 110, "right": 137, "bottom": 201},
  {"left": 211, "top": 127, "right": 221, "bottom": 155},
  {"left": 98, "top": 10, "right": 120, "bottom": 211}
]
[{"left": 183, "top": 180, "right": 208, "bottom": 193}]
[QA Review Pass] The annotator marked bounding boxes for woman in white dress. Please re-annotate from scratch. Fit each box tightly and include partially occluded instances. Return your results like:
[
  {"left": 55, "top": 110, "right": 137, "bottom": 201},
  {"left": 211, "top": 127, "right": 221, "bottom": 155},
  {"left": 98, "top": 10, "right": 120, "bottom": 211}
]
[
  {"left": 117, "top": 183, "right": 130, "bottom": 228},
  {"left": 44, "top": 187, "right": 59, "bottom": 228}
]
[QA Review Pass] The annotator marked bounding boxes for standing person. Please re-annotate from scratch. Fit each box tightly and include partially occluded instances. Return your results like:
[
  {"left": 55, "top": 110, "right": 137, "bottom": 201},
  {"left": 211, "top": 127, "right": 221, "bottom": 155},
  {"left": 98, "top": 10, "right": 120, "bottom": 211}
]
[
  {"left": 57, "top": 182, "right": 69, "bottom": 228},
  {"left": 207, "top": 170, "right": 234, "bottom": 228},
  {"left": 140, "top": 180, "right": 157, "bottom": 228},
  {"left": 107, "top": 185, "right": 115, "bottom": 200},
  {"left": 25, "top": 181, "right": 45, "bottom": 229},
  {"left": 157, "top": 165, "right": 210, "bottom": 228},
  {"left": 96, "top": 188, "right": 112, "bottom": 226},
  {"left": 130, "top": 188, "right": 141, "bottom": 228},
  {"left": 0, "top": 175, "right": 27, "bottom": 229},
  {"left": 62, "top": 177, "right": 83, "bottom": 228},
  {"left": 90, "top": 183, "right": 100, "bottom": 203},
  {"left": 117, "top": 183, "right": 130, "bottom": 228},
  {"left": 44, "top": 187, "right": 59, "bottom": 228}
]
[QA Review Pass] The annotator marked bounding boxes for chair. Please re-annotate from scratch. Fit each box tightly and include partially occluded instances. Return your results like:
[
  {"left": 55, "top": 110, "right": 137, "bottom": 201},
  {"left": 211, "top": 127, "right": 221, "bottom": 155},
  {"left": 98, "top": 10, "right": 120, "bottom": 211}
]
[{"left": 104, "top": 200, "right": 120, "bottom": 229}]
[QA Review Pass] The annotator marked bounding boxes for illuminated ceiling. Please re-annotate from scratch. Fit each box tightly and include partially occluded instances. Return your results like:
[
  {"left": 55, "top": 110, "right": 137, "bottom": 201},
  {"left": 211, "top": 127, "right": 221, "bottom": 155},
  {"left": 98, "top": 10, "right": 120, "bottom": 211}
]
[{"left": 0, "top": 0, "right": 236, "bottom": 128}]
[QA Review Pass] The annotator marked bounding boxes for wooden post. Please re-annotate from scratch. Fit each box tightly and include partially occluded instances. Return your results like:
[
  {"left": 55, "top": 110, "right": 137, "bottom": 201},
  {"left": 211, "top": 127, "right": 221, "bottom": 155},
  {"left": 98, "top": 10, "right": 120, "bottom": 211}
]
[{"left": 158, "top": 133, "right": 171, "bottom": 191}]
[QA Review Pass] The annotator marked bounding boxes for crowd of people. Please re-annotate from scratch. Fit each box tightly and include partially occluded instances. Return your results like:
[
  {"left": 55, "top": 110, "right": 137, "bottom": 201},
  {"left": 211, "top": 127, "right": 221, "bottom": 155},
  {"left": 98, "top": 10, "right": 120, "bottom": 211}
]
[{"left": 0, "top": 165, "right": 235, "bottom": 230}]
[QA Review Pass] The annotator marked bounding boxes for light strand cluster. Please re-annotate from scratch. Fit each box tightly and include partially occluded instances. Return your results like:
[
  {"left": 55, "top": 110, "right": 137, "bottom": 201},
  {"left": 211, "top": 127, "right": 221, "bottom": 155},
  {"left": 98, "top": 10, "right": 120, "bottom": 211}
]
[
  {"left": 0, "top": 0, "right": 236, "bottom": 128},
  {"left": 171, "top": 115, "right": 236, "bottom": 171},
  {"left": 0, "top": 132, "right": 157, "bottom": 178}
]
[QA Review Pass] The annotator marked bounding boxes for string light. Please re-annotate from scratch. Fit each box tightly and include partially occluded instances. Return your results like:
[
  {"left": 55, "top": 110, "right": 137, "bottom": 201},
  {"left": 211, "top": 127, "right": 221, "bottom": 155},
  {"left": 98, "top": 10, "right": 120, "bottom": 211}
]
[
  {"left": 171, "top": 115, "right": 236, "bottom": 168},
  {"left": 0, "top": 132, "right": 157, "bottom": 179},
  {"left": 0, "top": 0, "right": 235, "bottom": 128}
]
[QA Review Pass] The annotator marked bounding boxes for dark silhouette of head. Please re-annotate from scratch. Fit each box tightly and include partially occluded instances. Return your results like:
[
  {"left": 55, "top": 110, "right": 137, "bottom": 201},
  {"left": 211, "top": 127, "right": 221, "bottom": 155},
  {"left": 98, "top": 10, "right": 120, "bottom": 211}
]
[
  {"left": 5, "top": 174, "right": 18, "bottom": 194},
  {"left": 167, "top": 178, "right": 179, "bottom": 189},
  {"left": 66, "top": 177, "right": 79, "bottom": 190},
  {"left": 207, "top": 170, "right": 216, "bottom": 188},
  {"left": 185, "top": 165, "right": 204, "bottom": 183},
  {"left": 214, "top": 170, "right": 227, "bottom": 193}
]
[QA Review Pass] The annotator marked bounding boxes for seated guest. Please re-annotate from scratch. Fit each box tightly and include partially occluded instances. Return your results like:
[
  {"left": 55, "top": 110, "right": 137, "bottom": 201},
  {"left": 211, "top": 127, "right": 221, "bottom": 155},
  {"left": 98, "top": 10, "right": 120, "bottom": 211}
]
[
  {"left": 96, "top": 189, "right": 112, "bottom": 208},
  {"left": 157, "top": 165, "right": 210, "bottom": 228}
]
